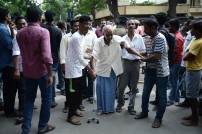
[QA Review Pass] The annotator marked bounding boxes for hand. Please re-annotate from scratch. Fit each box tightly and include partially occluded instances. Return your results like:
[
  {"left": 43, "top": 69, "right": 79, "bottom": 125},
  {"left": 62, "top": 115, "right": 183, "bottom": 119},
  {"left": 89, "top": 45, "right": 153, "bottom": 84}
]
[
  {"left": 140, "top": 56, "right": 147, "bottom": 62},
  {"left": 86, "top": 48, "right": 93, "bottom": 53},
  {"left": 9, "top": 22, "right": 16, "bottom": 29},
  {"left": 13, "top": 70, "right": 20, "bottom": 80},
  {"left": 120, "top": 41, "right": 126, "bottom": 49},
  {"left": 90, "top": 71, "right": 97, "bottom": 81},
  {"left": 47, "top": 76, "right": 53, "bottom": 87}
]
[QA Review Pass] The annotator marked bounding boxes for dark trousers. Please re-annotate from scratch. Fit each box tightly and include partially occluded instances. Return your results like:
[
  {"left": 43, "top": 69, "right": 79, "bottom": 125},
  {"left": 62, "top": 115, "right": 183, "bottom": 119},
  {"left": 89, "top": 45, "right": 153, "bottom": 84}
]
[
  {"left": 14, "top": 73, "right": 25, "bottom": 113},
  {"left": 84, "top": 69, "right": 93, "bottom": 98},
  {"left": 65, "top": 75, "right": 86, "bottom": 118},
  {"left": 1, "top": 66, "right": 17, "bottom": 115}
]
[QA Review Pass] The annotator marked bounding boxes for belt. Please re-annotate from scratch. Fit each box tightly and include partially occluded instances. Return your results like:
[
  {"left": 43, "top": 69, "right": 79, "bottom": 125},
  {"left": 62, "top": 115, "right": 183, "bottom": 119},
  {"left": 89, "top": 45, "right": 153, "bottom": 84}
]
[{"left": 123, "top": 59, "right": 140, "bottom": 62}]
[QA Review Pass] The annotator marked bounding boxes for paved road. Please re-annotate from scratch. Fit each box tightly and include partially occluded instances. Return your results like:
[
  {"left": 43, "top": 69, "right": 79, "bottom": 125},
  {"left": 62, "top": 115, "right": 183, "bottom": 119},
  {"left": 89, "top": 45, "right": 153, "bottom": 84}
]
[{"left": 0, "top": 73, "right": 201, "bottom": 134}]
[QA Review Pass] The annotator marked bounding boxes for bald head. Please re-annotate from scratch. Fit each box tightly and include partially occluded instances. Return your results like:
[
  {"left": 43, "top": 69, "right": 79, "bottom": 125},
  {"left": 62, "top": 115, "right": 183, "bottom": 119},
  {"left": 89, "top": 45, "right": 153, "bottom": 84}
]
[{"left": 103, "top": 25, "right": 113, "bottom": 43}]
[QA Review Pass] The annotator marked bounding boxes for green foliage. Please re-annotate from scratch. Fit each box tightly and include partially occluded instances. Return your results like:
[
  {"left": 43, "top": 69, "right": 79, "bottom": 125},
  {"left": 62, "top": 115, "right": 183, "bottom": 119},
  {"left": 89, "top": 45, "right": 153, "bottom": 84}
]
[
  {"left": 0, "top": 0, "right": 72, "bottom": 21},
  {"left": 130, "top": 0, "right": 155, "bottom": 5},
  {"left": 0, "top": 0, "right": 34, "bottom": 15},
  {"left": 74, "top": 0, "right": 106, "bottom": 20},
  {"left": 42, "top": 0, "right": 72, "bottom": 21}
]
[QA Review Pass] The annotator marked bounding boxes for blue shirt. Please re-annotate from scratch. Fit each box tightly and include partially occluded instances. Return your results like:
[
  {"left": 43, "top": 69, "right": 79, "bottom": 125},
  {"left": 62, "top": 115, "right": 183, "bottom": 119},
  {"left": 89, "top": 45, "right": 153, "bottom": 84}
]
[{"left": 0, "top": 23, "right": 13, "bottom": 70}]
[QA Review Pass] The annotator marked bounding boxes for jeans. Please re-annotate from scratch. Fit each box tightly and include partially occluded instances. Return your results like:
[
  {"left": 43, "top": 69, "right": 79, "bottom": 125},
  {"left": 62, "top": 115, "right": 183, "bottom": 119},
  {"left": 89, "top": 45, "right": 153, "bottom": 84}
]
[
  {"left": 52, "top": 62, "right": 58, "bottom": 102},
  {"left": 21, "top": 74, "right": 52, "bottom": 134},
  {"left": 141, "top": 68, "right": 168, "bottom": 120},
  {"left": 169, "top": 63, "right": 180, "bottom": 102}
]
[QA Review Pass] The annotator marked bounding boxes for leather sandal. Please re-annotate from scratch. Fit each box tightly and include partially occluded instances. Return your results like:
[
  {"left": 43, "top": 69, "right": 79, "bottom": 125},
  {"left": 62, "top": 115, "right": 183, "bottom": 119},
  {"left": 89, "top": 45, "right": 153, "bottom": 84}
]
[
  {"left": 67, "top": 116, "right": 81, "bottom": 125},
  {"left": 38, "top": 124, "right": 55, "bottom": 134},
  {"left": 116, "top": 107, "right": 122, "bottom": 113},
  {"left": 128, "top": 109, "right": 136, "bottom": 115},
  {"left": 180, "top": 120, "right": 198, "bottom": 126},
  {"left": 134, "top": 112, "right": 148, "bottom": 119},
  {"left": 152, "top": 119, "right": 162, "bottom": 128}
]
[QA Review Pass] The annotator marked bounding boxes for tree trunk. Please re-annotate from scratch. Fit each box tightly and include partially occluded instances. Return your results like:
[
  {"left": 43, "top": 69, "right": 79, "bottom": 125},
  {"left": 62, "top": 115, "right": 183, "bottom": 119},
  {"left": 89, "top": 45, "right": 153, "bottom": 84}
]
[
  {"left": 168, "top": 0, "right": 179, "bottom": 19},
  {"left": 106, "top": 0, "right": 120, "bottom": 21}
]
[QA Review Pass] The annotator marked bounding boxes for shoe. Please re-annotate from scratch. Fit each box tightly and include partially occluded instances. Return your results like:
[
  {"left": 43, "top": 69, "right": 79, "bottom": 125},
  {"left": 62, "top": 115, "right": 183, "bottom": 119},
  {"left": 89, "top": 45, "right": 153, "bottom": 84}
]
[
  {"left": 134, "top": 112, "right": 148, "bottom": 119},
  {"left": 178, "top": 102, "right": 189, "bottom": 107},
  {"left": 87, "top": 97, "right": 94, "bottom": 104},
  {"left": 15, "top": 117, "right": 24, "bottom": 125},
  {"left": 149, "top": 100, "right": 158, "bottom": 105},
  {"left": 152, "top": 106, "right": 158, "bottom": 111},
  {"left": 152, "top": 118, "right": 162, "bottom": 128},
  {"left": 78, "top": 105, "right": 85, "bottom": 111},
  {"left": 166, "top": 101, "right": 174, "bottom": 106},
  {"left": 51, "top": 102, "right": 58, "bottom": 108},
  {"left": 38, "top": 124, "right": 55, "bottom": 134},
  {"left": 62, "top": 107, "right": 69, "bottom": 113}
]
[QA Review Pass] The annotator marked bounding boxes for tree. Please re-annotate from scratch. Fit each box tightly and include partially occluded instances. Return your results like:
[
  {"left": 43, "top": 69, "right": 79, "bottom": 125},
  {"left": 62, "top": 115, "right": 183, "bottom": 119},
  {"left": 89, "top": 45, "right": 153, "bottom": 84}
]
[
  {"left": 105, "top": 0, "right": 120, "bottom": 21},
  {"left": 74, "top": 0, "right": 106, "bottom": 21},
  {"left": 168, "top": 0, "right": 180, "bottom": 19}
]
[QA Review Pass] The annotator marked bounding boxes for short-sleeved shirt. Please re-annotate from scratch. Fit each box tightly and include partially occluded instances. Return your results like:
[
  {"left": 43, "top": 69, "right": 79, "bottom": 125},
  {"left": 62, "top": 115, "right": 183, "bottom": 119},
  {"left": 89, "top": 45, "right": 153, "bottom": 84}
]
[
  {"left": 186, "top": 38, "right": 202, "bottom": 71},
  {"left": 122, "top": 33, "right": 145, "bottom": 60},
  {"left": 145, "top": 33, "right": 169, "bottom": 77}
]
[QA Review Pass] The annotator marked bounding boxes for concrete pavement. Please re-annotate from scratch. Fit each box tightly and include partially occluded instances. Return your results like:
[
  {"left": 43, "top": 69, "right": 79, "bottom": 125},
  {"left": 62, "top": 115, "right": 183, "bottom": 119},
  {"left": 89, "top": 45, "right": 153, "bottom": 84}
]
[{"left": 0, "top": 73, "right": 201, "bottom": 134}]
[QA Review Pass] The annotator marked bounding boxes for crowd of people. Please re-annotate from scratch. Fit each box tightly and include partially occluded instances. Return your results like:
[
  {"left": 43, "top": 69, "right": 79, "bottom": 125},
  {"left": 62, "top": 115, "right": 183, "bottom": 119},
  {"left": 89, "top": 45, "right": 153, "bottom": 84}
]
[{"left": 0, "top": 6, "right": 202, "bottom": 134}]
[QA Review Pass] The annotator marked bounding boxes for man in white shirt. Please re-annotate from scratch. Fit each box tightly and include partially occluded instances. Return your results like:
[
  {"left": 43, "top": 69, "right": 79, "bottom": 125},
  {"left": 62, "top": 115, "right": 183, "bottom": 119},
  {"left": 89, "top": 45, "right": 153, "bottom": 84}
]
[
  {"left": 92, "top": 25, "right": 142, "bottom": 116},
  {"left": 116, "top": 19, "right": 145, "bottom": 115},
  {"left": 60, "top": 19, "right": 79, "bottom": 113},
  {"left": 82, "top": 25, "right": 97, "bottom": 103},
  {"left": 65, "top": 16, "right": 96, "bottom": 125}
]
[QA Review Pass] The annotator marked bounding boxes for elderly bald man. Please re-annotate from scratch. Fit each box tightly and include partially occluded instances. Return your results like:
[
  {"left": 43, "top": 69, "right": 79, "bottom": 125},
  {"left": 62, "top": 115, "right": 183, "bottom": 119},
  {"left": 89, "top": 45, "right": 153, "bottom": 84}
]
[{"left": 92, "top": 25, "right": 142, "bottom": 116}]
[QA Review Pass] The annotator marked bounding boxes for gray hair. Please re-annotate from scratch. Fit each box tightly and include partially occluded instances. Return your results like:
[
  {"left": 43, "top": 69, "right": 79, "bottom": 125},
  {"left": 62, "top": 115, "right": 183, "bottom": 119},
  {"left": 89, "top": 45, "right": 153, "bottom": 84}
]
[{"left": 102, "top": 25, "right": 113, "bottom": 33}]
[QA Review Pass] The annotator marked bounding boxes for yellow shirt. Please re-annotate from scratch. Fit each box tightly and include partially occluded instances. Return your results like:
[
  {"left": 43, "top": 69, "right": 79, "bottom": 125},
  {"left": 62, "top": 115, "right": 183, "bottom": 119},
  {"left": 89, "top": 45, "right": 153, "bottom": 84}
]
[{"left": 186, "top": 38, "right": 202, "bottom": 71}]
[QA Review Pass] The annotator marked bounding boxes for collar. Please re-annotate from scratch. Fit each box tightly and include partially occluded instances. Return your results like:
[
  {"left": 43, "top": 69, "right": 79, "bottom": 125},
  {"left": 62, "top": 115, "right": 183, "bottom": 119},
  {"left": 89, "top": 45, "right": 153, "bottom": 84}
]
[
  {"left": 101, "top": 36, "right": 114, "bottom": 47},
  {"left": 28, "top": 23, "right": 40, "bottom": 26},
  {"left": 0, "top": 23, "right": 7, "bottom": 27},
  {"left": 126, "top": 33, "right": 137, "bottom": 40}
]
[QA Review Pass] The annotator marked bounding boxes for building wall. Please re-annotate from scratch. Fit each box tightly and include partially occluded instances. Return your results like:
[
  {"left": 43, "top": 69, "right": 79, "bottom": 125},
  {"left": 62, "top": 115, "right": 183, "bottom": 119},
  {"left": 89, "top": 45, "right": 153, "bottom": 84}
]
[{"left": 95, "top": 5, "right": 189, "bottom": 19}]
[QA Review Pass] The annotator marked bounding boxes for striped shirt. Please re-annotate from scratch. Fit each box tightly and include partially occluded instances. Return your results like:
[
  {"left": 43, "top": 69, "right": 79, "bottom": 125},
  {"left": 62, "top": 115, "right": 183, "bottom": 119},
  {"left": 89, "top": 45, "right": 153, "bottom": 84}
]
[{"left": 145, "top": 33, "right": 169, "bottom": 77}]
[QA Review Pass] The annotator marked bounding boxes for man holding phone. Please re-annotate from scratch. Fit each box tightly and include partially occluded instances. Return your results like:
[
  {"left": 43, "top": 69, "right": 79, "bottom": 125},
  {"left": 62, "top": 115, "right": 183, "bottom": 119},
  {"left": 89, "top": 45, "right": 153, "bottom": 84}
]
[{"left": 0, "top": 7, "right": 18, "bottom": 118}]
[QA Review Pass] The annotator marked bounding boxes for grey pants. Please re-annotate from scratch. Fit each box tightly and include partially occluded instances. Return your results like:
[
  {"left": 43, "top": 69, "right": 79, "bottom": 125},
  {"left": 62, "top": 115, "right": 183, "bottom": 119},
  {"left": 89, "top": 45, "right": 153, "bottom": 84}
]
[{"left": 117, "top": 59, "right": 140, "bottom": 109}]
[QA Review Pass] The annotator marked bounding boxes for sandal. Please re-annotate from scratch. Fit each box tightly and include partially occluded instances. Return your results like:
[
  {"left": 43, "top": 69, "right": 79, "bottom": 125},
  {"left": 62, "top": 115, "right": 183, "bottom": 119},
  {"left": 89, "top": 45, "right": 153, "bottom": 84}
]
[
  {"left": 128, "top": 109, "right": 136, "bottom": 115},
  {"left": 67, "top": 116, "right": 81, "bottom": 125},
  {"left": 116, "top": 106, "right": 122, "bottom": 113},
  {"left": 180, "top": 120, "right": 198, "bottom": 126},
  {"left": 38, "top": 124, "right": 55, "bottom": 134},
  {"left": 74, "top": 110, "right": 83, "bottom": 117},
  {"left": 134, "top": 112, "right": 148, "bottom": 119},
  {"left": 152, "top": 119, "right": 162, "bottom": 128}
]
